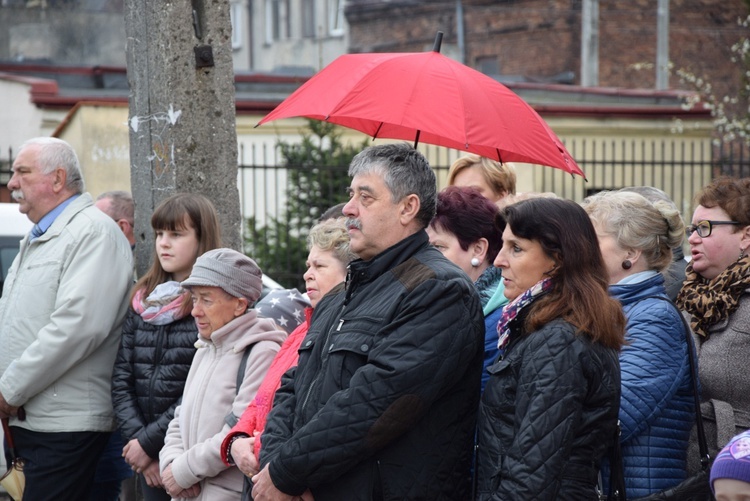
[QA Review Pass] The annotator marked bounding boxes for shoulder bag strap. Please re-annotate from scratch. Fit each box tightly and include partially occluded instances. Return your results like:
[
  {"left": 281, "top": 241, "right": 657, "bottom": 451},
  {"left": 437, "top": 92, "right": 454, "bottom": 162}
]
[
  {"left": 225, "top": 343, "right": 257, "bottom": 428},
  {"left": 642, "top": 295, "right": 711, "bottom": 470}
]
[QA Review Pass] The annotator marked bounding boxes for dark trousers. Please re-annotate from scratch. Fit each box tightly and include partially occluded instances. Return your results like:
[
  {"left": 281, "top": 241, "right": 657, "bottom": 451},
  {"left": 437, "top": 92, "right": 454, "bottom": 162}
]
[
  {"left": 10, "top": 427, "right": 110, "bottom": 501},
  {"left": 138, "top": 474, "right": 171, "bottom": 501}
]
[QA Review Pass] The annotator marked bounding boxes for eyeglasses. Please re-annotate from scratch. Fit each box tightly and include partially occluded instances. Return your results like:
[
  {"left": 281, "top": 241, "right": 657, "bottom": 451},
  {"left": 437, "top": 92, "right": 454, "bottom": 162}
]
[{"left": 685, "top": 220, "right": 741, "bottom": 238}]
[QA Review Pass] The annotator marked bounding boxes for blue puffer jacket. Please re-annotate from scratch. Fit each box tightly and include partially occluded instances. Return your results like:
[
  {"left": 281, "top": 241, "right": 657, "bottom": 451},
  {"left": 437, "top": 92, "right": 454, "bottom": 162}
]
[{"left": 608, "top": 273, "right": 694, "bottom": 497}]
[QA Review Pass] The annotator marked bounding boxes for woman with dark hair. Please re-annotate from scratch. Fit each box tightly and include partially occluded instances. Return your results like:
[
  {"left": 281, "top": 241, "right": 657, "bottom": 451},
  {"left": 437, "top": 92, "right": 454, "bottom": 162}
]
[
  {"left": 475, "top": 197, "right": 626, "bottom": 500},
  {"left": 427, "top": 186, "right": 505, "bottom": 390},
  {"left": 677, "top": 177, "right": 750, "bottom": 474}
]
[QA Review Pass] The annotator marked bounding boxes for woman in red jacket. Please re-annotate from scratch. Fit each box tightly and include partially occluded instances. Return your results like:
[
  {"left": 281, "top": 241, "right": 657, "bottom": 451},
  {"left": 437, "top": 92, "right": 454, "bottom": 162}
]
[{"left": 219, "top": 217, "right": 355, "bottom": 491}]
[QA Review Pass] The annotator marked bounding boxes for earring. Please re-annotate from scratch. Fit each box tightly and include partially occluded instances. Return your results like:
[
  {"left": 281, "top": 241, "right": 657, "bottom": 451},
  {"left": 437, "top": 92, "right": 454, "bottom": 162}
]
[
  {"left": 740, "top": 248, "right": 747, "bottom": 260},
  {"left": 621, "top": 260, "right": 632, "bottom": 270},
  {"left": 470, "top": 257, "right": 481, "bottom": 267}
]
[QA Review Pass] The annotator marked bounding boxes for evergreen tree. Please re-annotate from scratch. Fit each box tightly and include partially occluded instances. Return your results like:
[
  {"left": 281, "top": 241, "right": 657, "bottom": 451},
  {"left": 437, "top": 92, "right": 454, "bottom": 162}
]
[{"left": 245, "top": 120, "right": 366, "bottom": 290}]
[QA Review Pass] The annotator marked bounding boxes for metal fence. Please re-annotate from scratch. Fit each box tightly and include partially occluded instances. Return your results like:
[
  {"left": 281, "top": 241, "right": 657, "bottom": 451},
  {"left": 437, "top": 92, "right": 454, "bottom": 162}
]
[
  {"left": 238, "top": 138, "right": 750, "bottom": 226},
  {"left": 237, "top": 138, "right": 749, "bottom": 288},
  {"left": 2, "top": 139, "right": 749, "bottom": 287}
]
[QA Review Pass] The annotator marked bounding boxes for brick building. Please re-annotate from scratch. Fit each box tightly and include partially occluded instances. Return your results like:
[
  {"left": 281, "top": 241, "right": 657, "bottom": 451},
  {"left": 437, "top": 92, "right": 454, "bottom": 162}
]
[{"left": 346, "top": 0, "right": 750, "bottom": 113}]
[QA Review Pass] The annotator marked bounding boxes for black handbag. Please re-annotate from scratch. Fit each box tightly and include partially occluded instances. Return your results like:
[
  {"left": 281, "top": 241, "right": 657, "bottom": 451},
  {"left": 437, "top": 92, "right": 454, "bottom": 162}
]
[{"left": 611, "top": 297, "right": 714, "bottom": 501}]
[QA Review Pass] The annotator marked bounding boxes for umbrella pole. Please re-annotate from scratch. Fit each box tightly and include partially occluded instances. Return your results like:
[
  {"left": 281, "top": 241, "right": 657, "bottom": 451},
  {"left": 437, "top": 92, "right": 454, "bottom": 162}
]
[
  {"left": 414, "top": 130, "right": 421, "bottom": 149},
  {"left": 432, "top": 32, "right": 443, "bottom": 53}
]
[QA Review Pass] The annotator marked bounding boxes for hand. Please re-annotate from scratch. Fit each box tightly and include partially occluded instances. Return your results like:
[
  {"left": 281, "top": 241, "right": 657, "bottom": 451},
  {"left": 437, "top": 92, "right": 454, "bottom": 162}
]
[
  {"left": 161, "top": 463, "right": 181, "bottom": 498},
  {"left": 251, "top": 465, "right": 297, "bottom": 501},
  {"left": 181, "top": 483, "right": 202, "bottom": 498},
  {"left": 162, "top": 462, "right": 201, "bottom": 499},
  {"left": 0, "top": 391, "right": 19, "bottom": 420},
  {"left": 123, "top": 438, "right": 152, "bottom": 472},
  {"left": 141, "top": 460, "right": 163, "bottom": 488},
  {"left": 232, "top": 436, "right": 260, "bottom": 477},
  {"left": 297, "top": 489, "right": 315, "bottom": 501}
]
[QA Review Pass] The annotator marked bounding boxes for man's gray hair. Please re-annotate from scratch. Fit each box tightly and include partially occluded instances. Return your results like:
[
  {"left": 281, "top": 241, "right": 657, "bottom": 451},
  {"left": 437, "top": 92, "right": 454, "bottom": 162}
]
[
  {"left": 348, "top": 143, "right": 436, "bottom": 228},
  {"left": 97, "top": 190, "right": 134, "bottom": 224},
  {"left": 20, "top": 137, "right": 85, "bottom": 193}
]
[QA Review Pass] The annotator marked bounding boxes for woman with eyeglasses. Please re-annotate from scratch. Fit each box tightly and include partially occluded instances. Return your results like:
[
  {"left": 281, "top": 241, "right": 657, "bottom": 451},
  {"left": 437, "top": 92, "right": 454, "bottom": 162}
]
[
  {"left": 583, "top": 190, "right": 693, "bottom": 497},
  {"left": 677, "top": 177, "right": 750, "bottom": 476}
]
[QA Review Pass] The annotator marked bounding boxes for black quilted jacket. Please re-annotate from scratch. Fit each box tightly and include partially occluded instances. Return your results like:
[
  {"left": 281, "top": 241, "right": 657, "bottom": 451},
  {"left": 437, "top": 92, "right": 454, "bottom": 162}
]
[
  {"left": 111, "top": 308, "right": 198, "bottom": 459},
  {"left": 475, "top": 316, "right": 621, "bottom": 501},
  {"left": 260, "top": 231, "right": 485, "bottom": 500}
]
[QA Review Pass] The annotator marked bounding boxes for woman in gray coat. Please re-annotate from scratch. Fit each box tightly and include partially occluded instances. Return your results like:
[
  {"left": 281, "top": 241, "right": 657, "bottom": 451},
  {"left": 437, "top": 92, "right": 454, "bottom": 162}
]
[{"left": 677, "top": 177, "right": 750, "bottom": 473}]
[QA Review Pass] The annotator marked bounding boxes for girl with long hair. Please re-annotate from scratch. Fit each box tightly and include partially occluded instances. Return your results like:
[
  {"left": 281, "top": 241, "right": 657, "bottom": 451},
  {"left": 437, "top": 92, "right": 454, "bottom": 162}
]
[{"left": 112, "top": 193, "right": 222, "bottom": 501}]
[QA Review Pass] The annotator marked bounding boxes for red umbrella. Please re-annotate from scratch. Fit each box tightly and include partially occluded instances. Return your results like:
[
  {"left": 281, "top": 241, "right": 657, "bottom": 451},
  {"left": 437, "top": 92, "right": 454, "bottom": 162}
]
[{"left": 258, "top": 33, "right": 584, "bottom": 177}]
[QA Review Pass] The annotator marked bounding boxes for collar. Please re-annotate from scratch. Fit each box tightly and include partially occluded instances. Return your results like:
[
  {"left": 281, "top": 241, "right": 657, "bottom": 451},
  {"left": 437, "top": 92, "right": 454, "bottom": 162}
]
[
  {"left": 35, "top": 194, "right": 80, "bottom": 234},
  {"left": 348, "top": 230, "right": 428, "bottom": 286},
  {"left": 615, "top": 269, "right": 658, "bottom": 286},
  {"left": 345, "top": 230, "right": 429, "bottom": 304}
]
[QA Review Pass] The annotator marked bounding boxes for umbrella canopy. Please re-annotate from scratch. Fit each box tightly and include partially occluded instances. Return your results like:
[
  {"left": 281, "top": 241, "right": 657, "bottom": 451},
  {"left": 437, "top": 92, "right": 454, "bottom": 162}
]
[{"left": 258, "top": 36, "right": 584, "bottom": 177}]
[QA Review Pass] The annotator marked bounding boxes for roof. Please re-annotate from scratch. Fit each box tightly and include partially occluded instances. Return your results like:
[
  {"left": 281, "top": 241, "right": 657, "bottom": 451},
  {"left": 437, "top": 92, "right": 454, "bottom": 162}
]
[{"left": 0, "top": 61, "right": 711, "bottom": 119}]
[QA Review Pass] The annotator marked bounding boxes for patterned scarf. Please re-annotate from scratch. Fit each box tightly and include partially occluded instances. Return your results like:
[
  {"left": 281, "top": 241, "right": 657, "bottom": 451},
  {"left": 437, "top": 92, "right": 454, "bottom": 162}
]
[
  {"left": 496, "top": 277, "right": 553, "bottom": 354},
  {"left": 132, "top": 281, "right": 191, "bottom": 325},
  {"left": 676, "top": 255, "right": 750, "bottom": 338}
]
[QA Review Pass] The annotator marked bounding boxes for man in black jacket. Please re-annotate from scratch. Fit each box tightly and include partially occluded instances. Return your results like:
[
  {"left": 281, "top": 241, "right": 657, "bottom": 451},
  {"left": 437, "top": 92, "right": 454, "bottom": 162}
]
[{"left": 252, "top": 143, "right": 485, "bottom": 501}]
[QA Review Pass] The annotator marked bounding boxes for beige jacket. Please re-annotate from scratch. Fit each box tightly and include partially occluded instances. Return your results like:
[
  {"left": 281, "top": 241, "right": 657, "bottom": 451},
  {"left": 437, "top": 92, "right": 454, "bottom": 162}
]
[
  {"left": 0, "top": 193, "right": 133, "bottom": 432},
  {"left": 160, "top": 310, "right": 286, "bottom": 501}
]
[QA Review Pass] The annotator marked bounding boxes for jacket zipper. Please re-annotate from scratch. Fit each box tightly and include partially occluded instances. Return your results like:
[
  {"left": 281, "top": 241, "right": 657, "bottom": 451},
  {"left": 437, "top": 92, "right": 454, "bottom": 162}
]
[
  {"left": 147, "top": 324, "right": 166, "bottom": 421},
  {"left": 300, "top": 267, "right": 356, "bottom": 415},
  {"left": 300, "top": 302, "right": 346, "bottom": 413}
]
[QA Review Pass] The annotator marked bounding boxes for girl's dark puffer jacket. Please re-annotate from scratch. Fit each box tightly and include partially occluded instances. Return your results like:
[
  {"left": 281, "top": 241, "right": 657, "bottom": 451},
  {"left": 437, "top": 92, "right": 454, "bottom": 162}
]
[{"left": 111, "top": 308, "right": 198, "bottom": 459}]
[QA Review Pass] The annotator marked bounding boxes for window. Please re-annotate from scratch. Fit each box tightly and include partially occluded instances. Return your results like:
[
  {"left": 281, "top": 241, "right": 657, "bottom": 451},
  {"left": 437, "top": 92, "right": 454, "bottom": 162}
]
[
  {"left": 230, "top": 2, "right": 243, "bottom": 50},
  {"left": 328, "top": 0, "right": 344, "bottom": 36},
  {"left": 265, "top": 0, "right": 288, "bottom": 42},
  {"left": 476, "top": 56, "right": 499, "bottom": 76},
  {"left": 302, "top": 0, "right": 316, "bottom": 38}
]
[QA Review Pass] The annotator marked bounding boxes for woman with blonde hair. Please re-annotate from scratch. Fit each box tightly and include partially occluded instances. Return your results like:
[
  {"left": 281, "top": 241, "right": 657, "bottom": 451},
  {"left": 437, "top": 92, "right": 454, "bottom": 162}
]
[
  {"left": 448, "top": 154, "right": 516, "bottom": 204},
  {"left": 220, "top": 217, "right": 356, "bottom": 501},
  {"left": 583, "top": 190, "right": 693, "bottom": 497}
]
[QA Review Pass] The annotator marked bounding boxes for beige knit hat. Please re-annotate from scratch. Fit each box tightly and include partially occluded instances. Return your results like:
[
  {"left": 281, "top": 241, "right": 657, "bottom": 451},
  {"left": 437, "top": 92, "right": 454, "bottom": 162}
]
[{"left": 181, "top": 248, "right": 262, "bottom": 304}]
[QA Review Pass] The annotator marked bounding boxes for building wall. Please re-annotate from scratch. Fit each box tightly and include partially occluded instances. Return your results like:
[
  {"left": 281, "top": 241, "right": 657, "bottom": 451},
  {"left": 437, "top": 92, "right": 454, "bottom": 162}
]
[
  {"left": 0, "top": 3, "right": 254, "bottom": 71},
  {"left": 0, "top": 79, "right": 46, "bottom": 153},
  {"left": 347, "top": 0, "right": 750, "bottom": 102},
  {"left": 55, "top": 104, "right": 132, "bottom": 199},
  {"left": 250, "top": 0, "right": 349, "bottom": 72}
]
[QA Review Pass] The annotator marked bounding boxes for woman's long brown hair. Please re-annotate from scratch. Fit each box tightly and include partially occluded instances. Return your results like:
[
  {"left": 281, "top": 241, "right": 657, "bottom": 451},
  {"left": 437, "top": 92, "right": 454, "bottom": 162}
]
[{"left": 500, "top": 198, "right": 625, "bottom": 349}]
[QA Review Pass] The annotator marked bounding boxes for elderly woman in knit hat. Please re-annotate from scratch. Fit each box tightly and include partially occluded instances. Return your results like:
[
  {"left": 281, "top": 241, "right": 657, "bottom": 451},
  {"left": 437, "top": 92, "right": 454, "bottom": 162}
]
[{"left": 158, "top": 248, "right": 286, "bottom": 501}]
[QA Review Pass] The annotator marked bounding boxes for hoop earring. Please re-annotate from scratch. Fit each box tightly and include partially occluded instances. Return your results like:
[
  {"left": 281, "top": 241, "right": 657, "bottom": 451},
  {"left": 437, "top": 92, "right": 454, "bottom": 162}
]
[
  {"left": 471, "top": 257, "right": 481, "bottom": 267},
  {"left": 621, "top": 260, "right": 632, "bottom": 270}
]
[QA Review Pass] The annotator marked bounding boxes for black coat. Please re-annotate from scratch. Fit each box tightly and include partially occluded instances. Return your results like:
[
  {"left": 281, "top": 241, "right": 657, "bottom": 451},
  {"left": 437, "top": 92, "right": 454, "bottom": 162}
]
[
  {"left": 111, "top": 308, "right": 198, "bottom": 459},
  {"left": 260, "top": 231, "right": 485, "bottom": 500},
  {"left": 475, "top": 317, "right": 621, "bottom": 501}
]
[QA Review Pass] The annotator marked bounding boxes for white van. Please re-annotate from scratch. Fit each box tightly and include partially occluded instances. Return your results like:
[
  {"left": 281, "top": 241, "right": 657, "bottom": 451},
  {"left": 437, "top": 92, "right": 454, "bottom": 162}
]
[{"left": 0, "top": 202, "right": 33, "bottom": 296}]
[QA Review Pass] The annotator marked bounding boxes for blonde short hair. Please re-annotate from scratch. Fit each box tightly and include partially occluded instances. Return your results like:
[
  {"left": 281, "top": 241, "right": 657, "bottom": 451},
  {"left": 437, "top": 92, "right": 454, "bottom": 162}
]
[
  {"left": 307, "top": 217, "right": 357, "bottom": 265},
  {"left": 582, "top": 191, "right": 685, "bottom": 272},
  {"left": 447, "top": 154, "right": 517, "bottom": 197}
]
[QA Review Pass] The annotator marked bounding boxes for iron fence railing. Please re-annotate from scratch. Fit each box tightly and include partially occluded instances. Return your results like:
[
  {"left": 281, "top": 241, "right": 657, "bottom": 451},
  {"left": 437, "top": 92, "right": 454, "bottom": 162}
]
[{"left": 2, "top": 139, "right": 749, "bottom": 288}]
